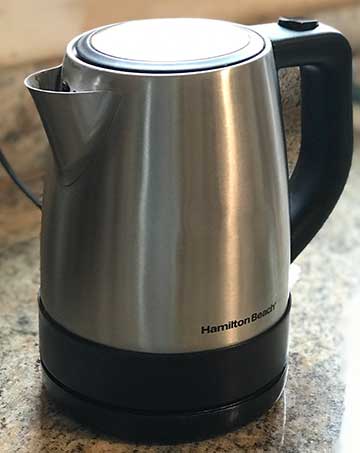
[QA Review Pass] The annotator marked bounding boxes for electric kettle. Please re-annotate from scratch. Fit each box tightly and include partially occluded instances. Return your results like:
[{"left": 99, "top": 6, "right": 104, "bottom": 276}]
[{"left": 16, "top": 17, "right": 353, "bottom": 442}]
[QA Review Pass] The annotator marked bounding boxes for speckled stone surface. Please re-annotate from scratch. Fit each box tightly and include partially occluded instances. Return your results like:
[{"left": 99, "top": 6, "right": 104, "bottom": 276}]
[{"left": 0, "top": 127, "right": 359, "bottom": 451}]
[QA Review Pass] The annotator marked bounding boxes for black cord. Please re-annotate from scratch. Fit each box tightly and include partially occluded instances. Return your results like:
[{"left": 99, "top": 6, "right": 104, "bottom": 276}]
[{"left": 0, "top": 147, "right": 42, "bottom": 209}]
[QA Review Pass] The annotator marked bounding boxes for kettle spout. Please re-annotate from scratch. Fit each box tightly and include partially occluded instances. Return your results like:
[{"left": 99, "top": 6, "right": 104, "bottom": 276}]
[{"left": 25, "top": 65, "right": 120, "bottom": 184}]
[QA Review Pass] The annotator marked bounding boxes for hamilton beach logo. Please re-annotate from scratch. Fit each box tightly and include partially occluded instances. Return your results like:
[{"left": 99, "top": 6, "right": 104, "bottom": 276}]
[{"left": 201, "top": 302, "right": 277, "bottom": 334}]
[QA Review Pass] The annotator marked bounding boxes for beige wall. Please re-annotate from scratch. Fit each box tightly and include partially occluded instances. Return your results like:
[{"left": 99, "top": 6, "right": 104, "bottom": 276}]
[{"left": 0, "top": 0, "right": 357, "bottom": 67}]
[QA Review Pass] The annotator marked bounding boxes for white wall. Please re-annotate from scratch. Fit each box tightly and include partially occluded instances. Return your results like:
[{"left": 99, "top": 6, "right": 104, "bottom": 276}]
[{"left": 0, "top": 0, "right": 357, "bottom": 66}]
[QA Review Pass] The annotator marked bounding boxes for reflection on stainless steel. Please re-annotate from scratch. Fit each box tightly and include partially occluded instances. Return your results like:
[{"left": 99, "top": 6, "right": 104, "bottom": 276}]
[
  {"left": 76, "top": 19, "right": 265, "bottom": 72},
  {"left": 25, "top": 38, "right": 290, "bottom": 353},
  {"left": 90, "top": 19, "right": 251, "bottom": 62}
]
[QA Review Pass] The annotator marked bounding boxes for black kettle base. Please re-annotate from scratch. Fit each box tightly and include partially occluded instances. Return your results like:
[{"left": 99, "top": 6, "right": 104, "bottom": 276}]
[
  {"left": 39, "top": 296, "right": 290, "bottom": 444},
  {"left": 42, "top": 362, "right": 287, "bottom": 444}
]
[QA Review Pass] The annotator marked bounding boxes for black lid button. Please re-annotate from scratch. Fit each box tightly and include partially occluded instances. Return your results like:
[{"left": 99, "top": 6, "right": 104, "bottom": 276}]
[{"left": 278, "top": 17, "right": 319, "bottom": 32}]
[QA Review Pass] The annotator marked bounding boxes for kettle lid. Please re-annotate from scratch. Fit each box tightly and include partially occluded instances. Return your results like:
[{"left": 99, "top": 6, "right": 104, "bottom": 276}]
[{"left": 75, "top": 18, "right": 265, "bottom": 73}]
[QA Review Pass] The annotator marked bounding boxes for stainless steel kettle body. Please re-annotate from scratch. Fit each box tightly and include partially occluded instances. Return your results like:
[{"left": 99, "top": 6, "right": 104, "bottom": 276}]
[
  {"left": 31, "top": 37, "right": 290, "bottom": 354},
  {"left": 24, "top": 18, "right": 353, "bottom": 442}
]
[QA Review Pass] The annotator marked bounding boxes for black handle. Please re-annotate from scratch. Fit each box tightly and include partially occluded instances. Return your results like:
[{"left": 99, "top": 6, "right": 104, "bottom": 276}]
[{"left": 254, "top": 20, "right": 353, "bottom": 261}]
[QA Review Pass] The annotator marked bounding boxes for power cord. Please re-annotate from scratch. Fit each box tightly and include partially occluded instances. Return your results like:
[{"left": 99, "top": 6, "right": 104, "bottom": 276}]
[{"left": 0, "top": 147, "right": 42, "bottom": 210}]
